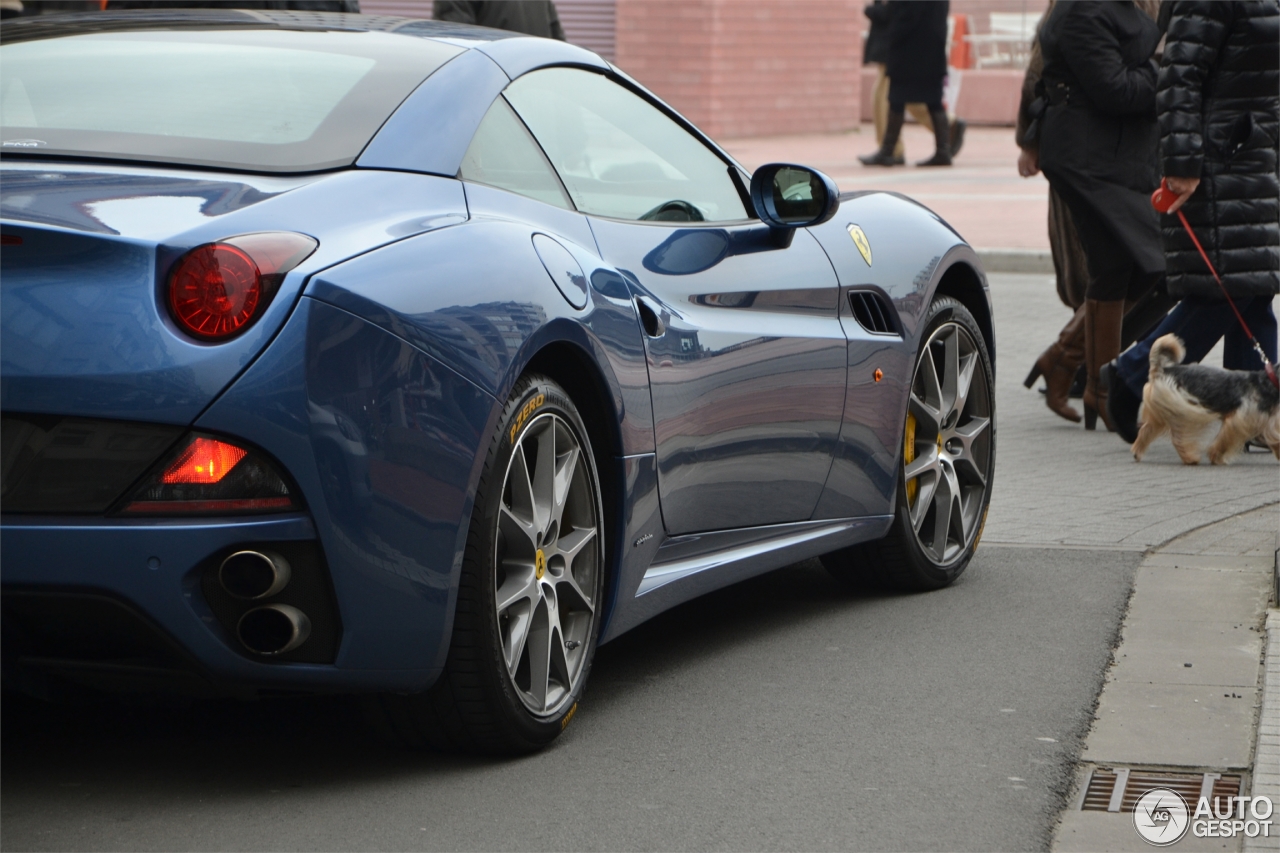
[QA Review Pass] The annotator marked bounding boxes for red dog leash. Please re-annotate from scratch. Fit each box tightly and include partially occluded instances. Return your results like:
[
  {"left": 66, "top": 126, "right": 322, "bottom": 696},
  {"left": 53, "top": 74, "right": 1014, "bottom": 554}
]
[{"left": 1151, "top": 178, "right": 1279, "bottom": 388}]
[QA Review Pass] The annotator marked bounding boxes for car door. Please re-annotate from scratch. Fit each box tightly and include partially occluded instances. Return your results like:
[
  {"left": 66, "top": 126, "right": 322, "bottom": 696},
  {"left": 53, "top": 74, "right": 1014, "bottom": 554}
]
[{"left": 504, "top": 67, "right": 847, "bottom": 535}]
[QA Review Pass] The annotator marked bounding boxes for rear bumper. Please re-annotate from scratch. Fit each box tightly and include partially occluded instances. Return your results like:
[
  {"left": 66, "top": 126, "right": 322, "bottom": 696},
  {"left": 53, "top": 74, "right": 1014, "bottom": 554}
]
[{"left": 1, "top": 514, "right": 442, "bottom": 695}]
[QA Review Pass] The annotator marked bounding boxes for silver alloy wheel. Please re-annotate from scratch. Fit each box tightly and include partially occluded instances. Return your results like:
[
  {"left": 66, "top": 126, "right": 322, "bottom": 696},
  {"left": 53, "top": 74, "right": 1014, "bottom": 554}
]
[
  {"left": 904, "top": 321, "right": 992, "bottom": 565},
  {"left": 494, "top": 412, "right": 599, "bottom": 716}
]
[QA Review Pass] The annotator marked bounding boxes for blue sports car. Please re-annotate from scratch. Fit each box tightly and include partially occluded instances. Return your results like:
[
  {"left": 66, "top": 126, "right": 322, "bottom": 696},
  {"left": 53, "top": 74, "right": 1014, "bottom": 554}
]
[{"left": 0, "top": 10, "right": 995, "bottom": 753}]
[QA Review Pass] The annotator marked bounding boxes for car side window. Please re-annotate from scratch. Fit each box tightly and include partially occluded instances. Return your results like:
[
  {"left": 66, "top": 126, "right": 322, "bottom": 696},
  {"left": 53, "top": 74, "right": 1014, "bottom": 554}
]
[
  {"left": 503, "top": 67, "right": 749, "bottom": 223},
  {"left": 459, "top": 96, "right": 573, "bottom": 210}
]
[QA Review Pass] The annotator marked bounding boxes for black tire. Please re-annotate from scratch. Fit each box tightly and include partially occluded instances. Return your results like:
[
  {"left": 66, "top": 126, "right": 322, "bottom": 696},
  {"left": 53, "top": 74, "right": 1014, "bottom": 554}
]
[
  {"left": 822, "top": 296, "right": 995, "bottom": 591},
  {"left": 365, "top": 375, "right": 605, "bottom": 754}
]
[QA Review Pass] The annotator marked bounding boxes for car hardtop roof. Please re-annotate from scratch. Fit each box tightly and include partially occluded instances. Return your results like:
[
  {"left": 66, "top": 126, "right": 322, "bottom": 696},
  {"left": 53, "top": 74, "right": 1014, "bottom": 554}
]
[{"left": 0, "top": 8, "right": 520, "bottom": 47}]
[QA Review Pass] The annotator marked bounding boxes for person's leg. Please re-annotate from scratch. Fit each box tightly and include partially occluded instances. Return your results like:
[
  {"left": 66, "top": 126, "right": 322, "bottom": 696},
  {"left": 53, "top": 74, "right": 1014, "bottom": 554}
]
[
  {"left": 907, "top": 102, "right": 933, "bottom": 130},
  {"left": 1114, "top": 301, "right": 1193, "bottom": 395},
  {"left": 1082, "top": 280, "right": 1126, "bottom": 431},
  {"left": 1223, "top": 297, "right": 1278, "bottom": 370},
  {"left": 860, "top": 92, "right": 906, "bottom": 167},
  {"left": 1113, "top": 298, "right": 1237, "bottom": 394},
  {"left": 917, "top": 99, "right": 952, "bottom": 167},
  {"left": 873, "top": 64, "right": 888, "bottom": 143},
  {"left": 950, "top": 116, "right": 967, "bottom": 158},
  {"left": 1103, "top": 270, "right": 1167, "bottom": 440},
  {"left": 873, "top": 64, "right": 906, "bottom": 159},
  {"left": 1121, "top": 278, "right": 1176, "bottom": 351},
  {"left": 1040, "top": 172, "right": 1128, "bottom": 429},
  {"left": 1025, "top": 304, "right": 1085, "bottom": 422}
]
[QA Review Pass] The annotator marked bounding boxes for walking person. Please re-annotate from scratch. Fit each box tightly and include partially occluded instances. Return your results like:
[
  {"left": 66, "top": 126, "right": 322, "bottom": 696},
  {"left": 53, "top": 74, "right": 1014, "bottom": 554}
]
[
  {"left": 859, "top": 0, "right": 955, "bottom": 168},
  {"left": 433, "top": 0, "right": 565, "bottom": 39},
  {"left": 1104, "top": 0, "right": 1280, "bottom": 442},
  {"left": 1015, "top": 0, "right": 1090, "bottom": 421},
  {"left": 862, "top": 0, "right": 965, "bottom": 167},
  {"left": 1035, "top": 0, "right": 1165, "bottom": 430},
  {"left": 1018, "top": 0, "right": 1173, "bottom": 423}
]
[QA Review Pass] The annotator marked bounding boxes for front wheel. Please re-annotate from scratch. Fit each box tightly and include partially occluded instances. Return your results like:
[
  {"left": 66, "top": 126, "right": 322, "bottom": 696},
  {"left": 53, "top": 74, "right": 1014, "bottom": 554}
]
[
  {"left": 366, "top": 375, "right": 605, "bottom": 753},
  {"left": 822, "top": 296, "right": 995, "bottom": 591}
]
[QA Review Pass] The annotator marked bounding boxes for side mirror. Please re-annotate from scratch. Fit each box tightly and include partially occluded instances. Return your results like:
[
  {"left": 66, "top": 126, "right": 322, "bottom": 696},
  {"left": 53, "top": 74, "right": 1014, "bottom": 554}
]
[{"left": 749, "top": 163, "right": 840, "bottom": 230}]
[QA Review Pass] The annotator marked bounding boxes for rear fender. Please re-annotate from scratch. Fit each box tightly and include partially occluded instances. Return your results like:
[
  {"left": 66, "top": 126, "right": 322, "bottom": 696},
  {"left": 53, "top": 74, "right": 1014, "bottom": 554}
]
[
  {"left": 305, "top": 217, "right": 655, "bottom": 455},
  {"left": 195, "top": 297, "right": 493, "bottom": 684}
]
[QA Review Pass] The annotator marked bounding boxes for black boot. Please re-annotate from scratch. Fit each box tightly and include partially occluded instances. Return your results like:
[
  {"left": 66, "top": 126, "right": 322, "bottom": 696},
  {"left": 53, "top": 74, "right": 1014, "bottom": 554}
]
[
  {"left": 917, "top": 107, "right": 952, "bottom": 166},
  {"left": 949, "top": 117, "right": 967, "bottom": 158},
  {"left": 1102, "top": 362, "right": 1142, "bottom": 444},
  {"left": 860, "top": 110, "right": 906, "bottom": 166}
]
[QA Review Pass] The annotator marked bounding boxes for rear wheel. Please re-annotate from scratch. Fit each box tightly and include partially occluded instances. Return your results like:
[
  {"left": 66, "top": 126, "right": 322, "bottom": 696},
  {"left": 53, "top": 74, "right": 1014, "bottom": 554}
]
[
  {"left": 822, "top": 296, "right": 994, "bottom": 591},
  {"left": 366, "top": 375, "right": 604, "bottom": 753}
]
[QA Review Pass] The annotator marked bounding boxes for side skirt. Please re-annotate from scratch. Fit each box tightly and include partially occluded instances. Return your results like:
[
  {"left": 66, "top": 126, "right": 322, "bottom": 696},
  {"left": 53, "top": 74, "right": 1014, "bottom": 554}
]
[{"left": 599, "top": 514, "right": 893, "bottom": 642}]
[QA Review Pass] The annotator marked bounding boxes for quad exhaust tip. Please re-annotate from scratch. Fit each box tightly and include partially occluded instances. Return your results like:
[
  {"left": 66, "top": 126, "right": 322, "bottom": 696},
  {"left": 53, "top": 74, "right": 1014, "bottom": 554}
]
[
  {"left": 219, "top": 550, "right": 291, "bottom": 600},
  {"left": 237, "top": 604, "right": 311, "bottom": 656}
]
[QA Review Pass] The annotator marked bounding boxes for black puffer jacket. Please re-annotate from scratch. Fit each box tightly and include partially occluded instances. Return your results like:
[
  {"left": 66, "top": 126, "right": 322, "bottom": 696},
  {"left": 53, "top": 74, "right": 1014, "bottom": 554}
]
[{"left": 1158, "top": 0, "right": 1280, "bottom": 299}]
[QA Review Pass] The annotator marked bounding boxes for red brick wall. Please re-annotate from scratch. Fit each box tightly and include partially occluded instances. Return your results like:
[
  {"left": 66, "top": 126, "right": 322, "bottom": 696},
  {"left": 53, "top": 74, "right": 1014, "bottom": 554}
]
[{"left": 616, "top": 0, "right": 861, "bottom": 140}]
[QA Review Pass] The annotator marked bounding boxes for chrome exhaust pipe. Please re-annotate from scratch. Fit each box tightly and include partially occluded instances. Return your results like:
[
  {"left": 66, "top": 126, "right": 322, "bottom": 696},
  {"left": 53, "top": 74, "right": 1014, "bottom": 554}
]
[
  {"left": 219, "top": 550, "right": 291, "bottom": 600},
  {"left": 237, "top": 604, "right": 311, "bottom": 655}
]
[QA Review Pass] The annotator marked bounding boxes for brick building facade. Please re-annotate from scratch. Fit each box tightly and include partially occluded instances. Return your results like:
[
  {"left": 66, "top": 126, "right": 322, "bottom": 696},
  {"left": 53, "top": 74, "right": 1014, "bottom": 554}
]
[{"left": 362, "top": 0, "right": 1047, "bottom": 138}]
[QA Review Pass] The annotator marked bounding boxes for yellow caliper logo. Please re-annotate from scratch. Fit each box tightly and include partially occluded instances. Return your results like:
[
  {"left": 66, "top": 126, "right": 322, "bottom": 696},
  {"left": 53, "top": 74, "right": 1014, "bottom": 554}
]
[
  {"left": 847, "top": 223, "right": 872, "bottom": 267},
  {"left": 535, "top": 548, "right": 546, "bottom": 581}
]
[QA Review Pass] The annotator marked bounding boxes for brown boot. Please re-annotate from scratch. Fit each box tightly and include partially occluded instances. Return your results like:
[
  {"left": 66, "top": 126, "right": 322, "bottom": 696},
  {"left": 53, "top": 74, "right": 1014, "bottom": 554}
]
[
  {"left": 1023, "top": 305, "right": 1086, "bottom": 422},
  {"left": 1082, "top": 299, "right": 1124, "bottom": 431}
]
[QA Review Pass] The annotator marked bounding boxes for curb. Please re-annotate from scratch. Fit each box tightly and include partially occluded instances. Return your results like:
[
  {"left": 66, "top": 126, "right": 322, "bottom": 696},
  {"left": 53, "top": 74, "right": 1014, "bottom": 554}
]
[
  {"left": 1245, "top": 609, "right": 1280, "bottom": 853},
  {"left": 977, "top": 248, "right": 1054, "bottom": 274}
]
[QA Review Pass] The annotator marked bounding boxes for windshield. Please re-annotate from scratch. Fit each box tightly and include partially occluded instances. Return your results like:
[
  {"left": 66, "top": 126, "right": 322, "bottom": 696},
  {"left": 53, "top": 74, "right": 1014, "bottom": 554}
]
[{"left": 0, "top": 29, "right": 461, "bottom": 173}]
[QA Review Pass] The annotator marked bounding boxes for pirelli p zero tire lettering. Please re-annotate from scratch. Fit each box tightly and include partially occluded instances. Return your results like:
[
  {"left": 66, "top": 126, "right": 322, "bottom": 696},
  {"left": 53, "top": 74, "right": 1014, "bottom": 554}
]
[
  {"left": 822, "top": 295, "right": 995, "bottom": 591},
  {"left": 365, "top": 375, "right": 605, "bottom": 754}
]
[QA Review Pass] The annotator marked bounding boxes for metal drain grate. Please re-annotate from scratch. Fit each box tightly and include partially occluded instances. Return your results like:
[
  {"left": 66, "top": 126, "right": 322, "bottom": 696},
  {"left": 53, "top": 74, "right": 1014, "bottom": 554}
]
[{"left": 1081, "top": 768, "right": 1241, "bottom": 812}]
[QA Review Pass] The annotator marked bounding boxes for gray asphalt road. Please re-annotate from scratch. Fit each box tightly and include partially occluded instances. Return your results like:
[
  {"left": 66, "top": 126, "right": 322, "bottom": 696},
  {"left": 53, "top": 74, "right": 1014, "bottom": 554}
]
[{"left": 3, "top": 546, "right": 1137, "bottom": 852}]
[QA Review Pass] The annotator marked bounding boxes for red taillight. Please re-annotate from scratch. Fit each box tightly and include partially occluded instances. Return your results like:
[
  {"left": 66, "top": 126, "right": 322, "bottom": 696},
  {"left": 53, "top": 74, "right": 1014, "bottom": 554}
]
[
  {"left": 167, "top": 232, "right": 317, "bottom": 342},
  {"left": 169, "top": 243, "right": 261, "bottom": 339},
  {"left": 160, "top": 437, "right": 247, "bottom": 484},
  {"left": 120, "top": 433, "right": 298, "bottom": 515}
]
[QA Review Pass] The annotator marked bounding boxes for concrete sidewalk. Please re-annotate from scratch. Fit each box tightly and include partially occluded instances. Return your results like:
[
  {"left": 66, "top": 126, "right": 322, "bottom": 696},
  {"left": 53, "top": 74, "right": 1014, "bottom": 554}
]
[
  {"left": 981, "top": 273, "right": 1279, "bottom": 852},
  {"left": 1054, "top": 507, "right": 1277, "bottom": 853},
  {"left": 723, "top": 122, "right": 1051, "bottom": 257}
]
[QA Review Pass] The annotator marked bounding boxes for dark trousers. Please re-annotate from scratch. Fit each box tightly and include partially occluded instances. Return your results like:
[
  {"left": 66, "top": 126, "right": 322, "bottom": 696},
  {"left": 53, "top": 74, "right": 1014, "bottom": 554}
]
[
  {"left": 889, "top": 94, "right": 943, "bottom": 112},
  {"left": 1114, "top": 296, "right": 1279, "bottom": 396}
]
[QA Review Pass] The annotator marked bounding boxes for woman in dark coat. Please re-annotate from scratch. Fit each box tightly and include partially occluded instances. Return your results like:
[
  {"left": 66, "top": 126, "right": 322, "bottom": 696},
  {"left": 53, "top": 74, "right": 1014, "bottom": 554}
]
[
  {"left": 1036, "top": 0, "right": 1165, "bottom": 430},
  {"left": 859, "top": 0, "right": 953, "bottom": 167},
  {"left": 1105, "top": 0, "right": 1280, "bottom": 440},
  {"left": 1019, "top": 0, "right": 1174, "bottom": 424}
]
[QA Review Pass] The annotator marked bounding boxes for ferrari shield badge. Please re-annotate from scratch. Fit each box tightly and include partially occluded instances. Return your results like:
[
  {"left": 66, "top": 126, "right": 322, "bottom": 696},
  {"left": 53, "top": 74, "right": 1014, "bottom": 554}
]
[{"left": 847, "top": 224, "right": 872, "bottom": 267}]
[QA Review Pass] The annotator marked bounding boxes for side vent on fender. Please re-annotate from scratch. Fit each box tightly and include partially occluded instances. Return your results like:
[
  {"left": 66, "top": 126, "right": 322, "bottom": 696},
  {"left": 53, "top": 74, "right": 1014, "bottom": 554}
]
[{"left": 849, "top": 290, "right": 900, "bottom": 336}]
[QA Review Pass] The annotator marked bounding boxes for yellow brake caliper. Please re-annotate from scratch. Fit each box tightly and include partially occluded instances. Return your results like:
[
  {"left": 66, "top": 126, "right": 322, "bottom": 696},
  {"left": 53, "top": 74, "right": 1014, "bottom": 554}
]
[{"left": 904, "top": 412, "right": 917, "bottom": 506}]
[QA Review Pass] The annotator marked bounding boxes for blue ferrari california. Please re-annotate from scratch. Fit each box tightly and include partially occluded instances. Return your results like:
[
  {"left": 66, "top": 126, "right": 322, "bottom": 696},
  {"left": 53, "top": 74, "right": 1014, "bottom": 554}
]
[{"left": 0, "top": 10, "right": 995, "bottom": 753}]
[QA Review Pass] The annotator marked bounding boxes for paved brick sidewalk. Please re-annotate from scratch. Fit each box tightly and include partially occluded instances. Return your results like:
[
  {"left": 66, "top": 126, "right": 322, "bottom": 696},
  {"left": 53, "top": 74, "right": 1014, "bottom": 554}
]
[
  {"left": 984, "top": 273, "right": 1279, "bottom": 550},
  {"left": 723, "top": 122, "right": 1051, "bottom": 251}
]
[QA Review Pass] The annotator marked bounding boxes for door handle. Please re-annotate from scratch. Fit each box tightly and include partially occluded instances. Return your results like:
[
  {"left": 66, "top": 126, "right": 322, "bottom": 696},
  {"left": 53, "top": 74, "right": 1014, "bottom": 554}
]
[{"left": 634, "top": 296, "right": 665, "bottom": 338}]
